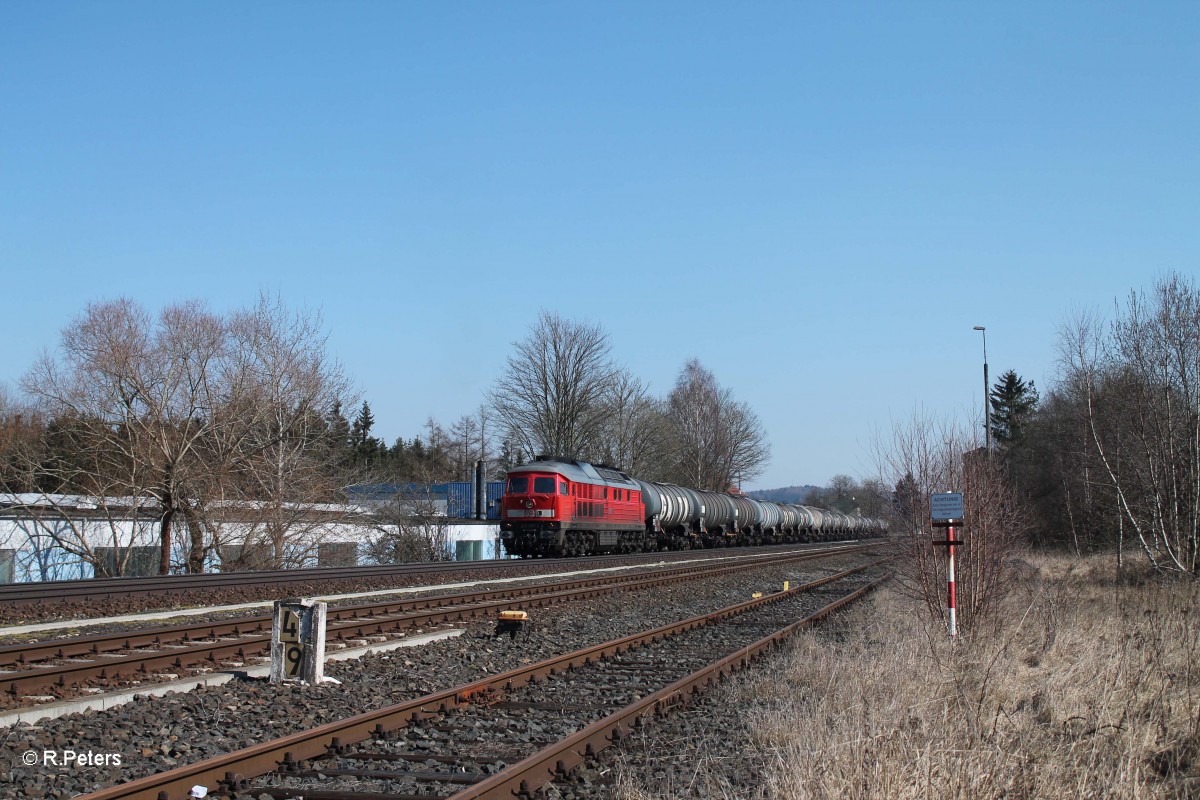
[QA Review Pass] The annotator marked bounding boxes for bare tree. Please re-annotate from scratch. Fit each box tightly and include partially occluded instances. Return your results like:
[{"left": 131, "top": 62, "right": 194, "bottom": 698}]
[
  {"left": 0, "top": 385, "right": 42, "bottom": 494},
  {"left": 447, "top": 412, "right": 481, "bottom": 482},
  {"left": 361, "top": 478, "right": 453, "bottom": 564},
  {"left": 592, "top": 371, "right": 674, "bottom": 477},
  {"left": 2, "top": 389, "right": 168, "bottom": 578},
  {"left": 806, "top": 473, "right": 887, "bottom": 516},
  {"left": 21, "top": 300, "right": 223, "bottom": 573},
  {"left": 489, "top": 312, "right": 620, "bottom": 461},
  {"left": 856, "top": 477, "right": 893, "bottom": 519},
  {"left": 664, "top": 359, "right": 769, "bottom": 491},
  {"left": 418, "top": 416, "right": 456, "bottom": 480},
  {"left": 1057, "top": 274, "right": 1200, "bottom": 575},
  {"left": 19, "top": 296, "right": 355, "bottom": 574},
  {"left": 215, "top": 295, "right": 357, "bottom": 570},
  {"left": 1051, "top": 309, "right": 1127, "bottom": 558}
]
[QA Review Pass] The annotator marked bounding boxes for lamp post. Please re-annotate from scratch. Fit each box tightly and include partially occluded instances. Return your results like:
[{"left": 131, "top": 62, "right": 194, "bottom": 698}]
[{"left": 973, "top": 326, "right": 990, "bottom": 455}]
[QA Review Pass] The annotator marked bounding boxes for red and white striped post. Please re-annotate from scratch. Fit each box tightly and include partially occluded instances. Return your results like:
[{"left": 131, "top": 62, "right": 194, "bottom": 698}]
[
  {"left": 946, "top": 523, "right": 958, "bottom": 639},
  {"left": 931, "top": 492, "right": 965, "bottom": 640}
]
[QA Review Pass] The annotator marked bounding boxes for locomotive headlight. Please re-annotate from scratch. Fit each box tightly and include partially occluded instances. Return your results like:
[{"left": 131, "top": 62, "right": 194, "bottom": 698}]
[{"left": 524, "top": 498, "right": 535, "bottom": 509}]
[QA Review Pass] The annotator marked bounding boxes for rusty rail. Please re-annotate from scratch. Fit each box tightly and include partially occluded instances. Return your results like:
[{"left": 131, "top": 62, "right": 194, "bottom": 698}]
[
  {"left": 0, "top": 542, "right": 859, "bottom": 605},
  {"left": 3, "top": 545, "right": 873, "bottom": 701},
  {"left": 71, "top": 561, "right": 885, "bottom": 800},
  {"left": 453, "top": 576, "right": 889, "bottom": 799}
]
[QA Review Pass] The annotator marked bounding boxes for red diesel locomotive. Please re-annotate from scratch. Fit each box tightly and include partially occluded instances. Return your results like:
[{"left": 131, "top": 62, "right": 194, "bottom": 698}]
[
  {"left": 499, "top": 457, "right": 889, "bottom": 557},
  {"left": 499, "top": 459, "right": 645, "bottom": 556}
]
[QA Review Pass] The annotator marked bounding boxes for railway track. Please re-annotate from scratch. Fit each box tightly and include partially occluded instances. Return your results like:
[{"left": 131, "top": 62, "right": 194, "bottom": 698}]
[
  {"left": 0, "top": 554, "right": 607, "bottom": 605},
  {"left": 1, "top": 544, "right": 873, "bottom": 707},
  {"left": 0, "top": 542, "right": 858, "bottom": 620},
  {"left": 71, "top": 561, "right": 887, "bottom": 800}
]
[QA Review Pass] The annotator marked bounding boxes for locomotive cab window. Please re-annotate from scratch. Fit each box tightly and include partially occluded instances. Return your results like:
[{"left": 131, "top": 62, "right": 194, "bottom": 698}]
[
  {"left": 507, "top": 476, "right": 529, "bottom": 494},
  {"left": 560, "top": 483, "right": 569, "bottom": 496},
  {"left": 533, "top": 477, "right": 556, "bottom": 494}
]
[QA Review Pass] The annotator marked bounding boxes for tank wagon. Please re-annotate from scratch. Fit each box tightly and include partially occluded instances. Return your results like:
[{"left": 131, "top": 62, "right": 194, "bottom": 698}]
[{"left": 499, "top": 457, "right": 887, "bottom": 557}]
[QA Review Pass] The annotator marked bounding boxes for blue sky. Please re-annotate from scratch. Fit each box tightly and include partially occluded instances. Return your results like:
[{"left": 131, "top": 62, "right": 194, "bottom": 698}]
[{"left": 2, "top": 2, "right": 1196, "bottom": 489}]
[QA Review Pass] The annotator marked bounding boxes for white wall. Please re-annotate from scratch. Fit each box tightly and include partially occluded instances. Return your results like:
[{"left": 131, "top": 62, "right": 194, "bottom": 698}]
[{"left": 0, "top": 512, "right": 503, "bottom": 583}]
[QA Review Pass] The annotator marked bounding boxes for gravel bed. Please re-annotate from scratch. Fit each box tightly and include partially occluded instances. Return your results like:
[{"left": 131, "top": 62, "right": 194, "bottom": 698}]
[
  {"left": 538, "top": 618, "right": 855, "bottom": 800},
  {"left": 243, "top": 580, "right": 865, "bottom": 799},
  {"left": 0, "top": 566, "right": 664, "bottom": 646},
  {"left": 0, "top": 547, "right": 806, "bottom": 628},
  {"left": 0, "top": 555, "right": 867, "bottom": 799},
  {"left": 542, "top": 688, "right": 776, "bottom": 800}
]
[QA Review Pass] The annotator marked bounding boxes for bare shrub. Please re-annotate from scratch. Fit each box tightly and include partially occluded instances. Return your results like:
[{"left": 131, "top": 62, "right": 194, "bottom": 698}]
[
  {"left": 873, "top": 409, "right": 1028, "bottom": 634},
  {"left": 362, "top": 487, "right": 453, "bottom": 563},
  {"left": 707, "top": 557, "right": 1200, "bottom": 799}
]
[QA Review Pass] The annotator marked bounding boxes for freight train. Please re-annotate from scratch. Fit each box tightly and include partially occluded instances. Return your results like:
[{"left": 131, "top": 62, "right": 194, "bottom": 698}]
[{"left": 498, "top": 457, "right": 887, "bottom": 557}]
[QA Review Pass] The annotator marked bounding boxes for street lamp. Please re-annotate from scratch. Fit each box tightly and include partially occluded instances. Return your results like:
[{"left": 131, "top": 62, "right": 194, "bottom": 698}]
[{"left": 973, "top": 326, "right": 990, "bottom": 454}]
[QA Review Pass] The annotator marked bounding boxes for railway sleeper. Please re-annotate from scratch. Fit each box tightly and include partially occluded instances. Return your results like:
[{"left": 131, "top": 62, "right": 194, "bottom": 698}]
[
  {"left": 253, "top": 790, "right": 440, "bottom": 800},
  {"left": 295, "top": 768, "right": 488, "bottom": 784},
  {"left": 66, "top": 559, "right": 883, "bottom": 800}
]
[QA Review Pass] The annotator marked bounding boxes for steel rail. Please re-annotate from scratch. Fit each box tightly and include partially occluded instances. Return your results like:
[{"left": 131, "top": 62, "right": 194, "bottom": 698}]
[
  {"left": 452, "top": 575, "right": 890, "bottom": 800},
  {"left": 0, "top": 542, "right": 859, "bottom": 604},
  {"left": 71, "top": 560, "right": 885, "bottom": 800},
  {"left": 2, "top": 546, "right": 873, "bottom": 699},
  {"left": 0, "top": 543, "right": 869, "bottom": 667}
]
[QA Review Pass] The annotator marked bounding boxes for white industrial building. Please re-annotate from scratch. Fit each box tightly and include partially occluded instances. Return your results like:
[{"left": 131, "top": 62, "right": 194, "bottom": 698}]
[{"left": 0, "top": 493, "right": 503, "bottom": 583}]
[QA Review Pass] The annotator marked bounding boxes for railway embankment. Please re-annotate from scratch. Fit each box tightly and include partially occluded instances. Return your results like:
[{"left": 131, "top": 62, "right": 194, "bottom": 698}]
[
  {"left": 0, "top": 551, "right": 881, "bottom": 800},
  {"left": 592, "top": 553, "right": 1200, "bottom": 799}
]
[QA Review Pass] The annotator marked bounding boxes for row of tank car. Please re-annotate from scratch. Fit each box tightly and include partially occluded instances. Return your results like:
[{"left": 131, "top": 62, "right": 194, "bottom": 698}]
[
  {"left": 498, "top": 457, "right": 888, "bottom": 557},
  {"left": 639, "top": 478, "right": 887, "bottom": 550}
]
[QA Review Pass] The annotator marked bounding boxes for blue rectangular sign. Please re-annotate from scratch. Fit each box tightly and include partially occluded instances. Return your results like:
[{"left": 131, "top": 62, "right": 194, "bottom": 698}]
[{"left": 931, "top": 492, "right": 964, "bottom": 520}]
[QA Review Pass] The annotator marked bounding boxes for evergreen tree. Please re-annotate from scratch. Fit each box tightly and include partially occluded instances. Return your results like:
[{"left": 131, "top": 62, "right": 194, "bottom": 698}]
[
  {"left": 892, "top": 472, "right": 922, "bottom": 534},
  {"left": 389, "top": 437, "right": 409, "bottom": 477},
  {"left": 327, "top": 400, "right": 353, "bottom": 465},
  {"left": 989, "top": 370, "right": 1039, "bottom": 449},
  {"left": 351, "top": 401, "right": 382, "bottom": 464},
  {"left": 351, "top": 401, "right": 374, "bottom": 448}
]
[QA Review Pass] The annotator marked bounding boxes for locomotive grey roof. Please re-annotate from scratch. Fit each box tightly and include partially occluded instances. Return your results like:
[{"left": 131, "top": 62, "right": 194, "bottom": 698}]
[{"left": 509, "top": 458, "right": 639, "bottom": 488}]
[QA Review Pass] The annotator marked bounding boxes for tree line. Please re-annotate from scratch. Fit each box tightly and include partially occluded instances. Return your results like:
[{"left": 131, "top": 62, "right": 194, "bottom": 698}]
[
  {"left": 309, "top": 311, "right": 773, "bottom": 493},
  {"left": 0, "top": 304, "right": 770, "bottom": 574},
  {"left": 488, "top": 312, "right": 769, "bottom": 491},
  {"left": 867, "top": 270, "right": 1200, "bottom": 634},
  {"left": 1014, "top": 272, "right": 1200, "bottom": 575}
]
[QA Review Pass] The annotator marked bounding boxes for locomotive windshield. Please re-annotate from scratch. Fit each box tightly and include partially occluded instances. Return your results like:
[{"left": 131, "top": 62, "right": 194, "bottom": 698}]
[
  {"left": 533, "top": 477, "right": 556, "bottom": 494},
  {"left": 507, "top": 476, "right": 529, "bottom": 494}
]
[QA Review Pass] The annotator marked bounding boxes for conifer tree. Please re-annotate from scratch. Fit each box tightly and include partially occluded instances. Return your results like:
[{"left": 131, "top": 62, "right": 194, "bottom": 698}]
[
  {"left": 351, "top": 401, "right": 377, "bottom": 463},
  {"left": 989, "top": 370, "right": 1039, "bottom": 449},
  {"left": 327, "top": 400, "right": 353, "bottom": 464}
]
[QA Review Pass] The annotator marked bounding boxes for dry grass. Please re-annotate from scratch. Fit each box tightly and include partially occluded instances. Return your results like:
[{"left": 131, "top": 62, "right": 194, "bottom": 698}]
[{"left": 722, "top": 554, "right": 1200, "bottom": 799}]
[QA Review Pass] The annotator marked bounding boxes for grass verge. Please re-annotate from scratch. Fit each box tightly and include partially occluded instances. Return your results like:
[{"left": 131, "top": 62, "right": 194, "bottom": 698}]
[{"left": 617, "top": 554, "right": 1200, "bottom": 799}]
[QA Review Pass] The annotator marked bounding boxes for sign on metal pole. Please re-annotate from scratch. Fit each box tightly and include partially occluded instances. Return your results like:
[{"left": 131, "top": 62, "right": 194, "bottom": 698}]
[
  {"left": 931, "top": 492, "right": 964, "bottom": 523},
  {"left": 929, "top": 493, "right": 965, "bottom": 640},
  {"left": 270, "top": 598, "right": 327, "bottom": 684}
]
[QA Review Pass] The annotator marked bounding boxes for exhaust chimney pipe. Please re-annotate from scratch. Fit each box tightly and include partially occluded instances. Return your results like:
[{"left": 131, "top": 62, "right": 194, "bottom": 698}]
[{"left": 475, "top": 460, "right": 485, "bottom": 520}]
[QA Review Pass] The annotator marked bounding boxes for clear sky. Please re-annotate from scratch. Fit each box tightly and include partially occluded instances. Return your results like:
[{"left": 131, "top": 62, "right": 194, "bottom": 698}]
[{"left": 2, "top": 2, "right": 1196, "bottom": 490}]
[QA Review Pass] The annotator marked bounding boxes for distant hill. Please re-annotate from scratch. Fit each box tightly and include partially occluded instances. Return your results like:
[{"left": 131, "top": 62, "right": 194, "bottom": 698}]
[{"left": 746, "top": 485, "right": 819, "bottom": 504}]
